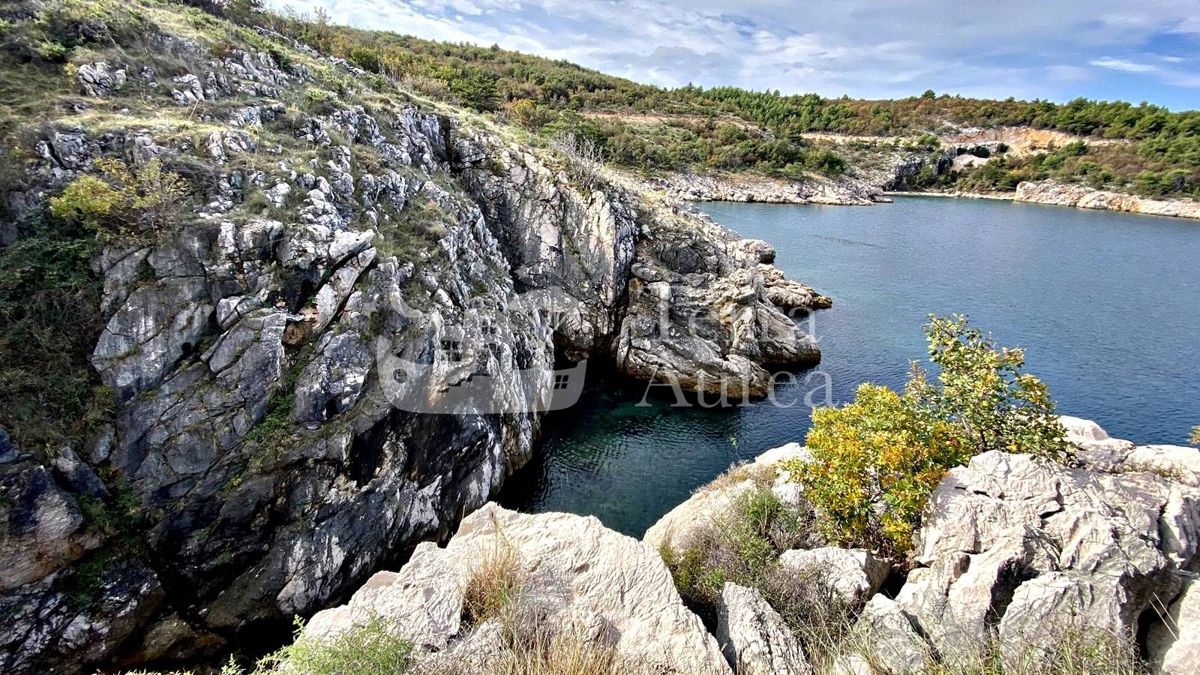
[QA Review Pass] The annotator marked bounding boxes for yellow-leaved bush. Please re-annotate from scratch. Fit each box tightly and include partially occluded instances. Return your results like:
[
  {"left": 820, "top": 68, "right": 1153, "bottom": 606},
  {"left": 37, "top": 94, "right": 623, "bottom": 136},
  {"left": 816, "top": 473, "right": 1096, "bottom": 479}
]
[
  {"left": 785, "top": 315, "right": 1072, "bottom": 556},
  {"left": 49, "top": 158, "right": 188, "bottom": 240}
]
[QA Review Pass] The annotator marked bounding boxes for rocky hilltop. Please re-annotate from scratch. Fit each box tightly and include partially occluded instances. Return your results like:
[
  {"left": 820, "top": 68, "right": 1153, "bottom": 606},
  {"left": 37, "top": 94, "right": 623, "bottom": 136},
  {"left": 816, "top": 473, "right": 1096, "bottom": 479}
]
[
  {"left": 0, "top": 2, "right": 828, "bottom": 672},
  {"left": 295, "top": 418, "right": 1200, "bottom": 674}
]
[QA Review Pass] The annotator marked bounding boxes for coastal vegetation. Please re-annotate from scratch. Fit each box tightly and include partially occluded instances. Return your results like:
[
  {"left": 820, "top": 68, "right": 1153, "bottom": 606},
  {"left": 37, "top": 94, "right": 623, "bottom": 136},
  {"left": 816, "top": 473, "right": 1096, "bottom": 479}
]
[{"left": 787, "top": 315, "right": 1070, "bottom": 555}]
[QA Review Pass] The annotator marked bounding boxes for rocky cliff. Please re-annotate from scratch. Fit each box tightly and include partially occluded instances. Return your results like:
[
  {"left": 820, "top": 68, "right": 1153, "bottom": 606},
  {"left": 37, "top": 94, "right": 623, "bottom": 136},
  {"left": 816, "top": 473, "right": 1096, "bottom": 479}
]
[{"left": 0, "top": 4, "right": 828, "bottom": 672}]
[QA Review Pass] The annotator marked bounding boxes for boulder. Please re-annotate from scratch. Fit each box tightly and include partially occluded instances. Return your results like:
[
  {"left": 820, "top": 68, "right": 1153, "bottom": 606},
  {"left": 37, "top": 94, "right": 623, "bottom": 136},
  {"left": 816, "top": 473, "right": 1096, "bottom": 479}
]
[
  {"left": 716, "top": 582, "right": 810, "bottom": 675},
  {"left": 778, "top": 547, "right": 889, "bottom": 608},
  {"left": 77, "top": 62, "right": 126, "bottom": 97},
  {"left": 301, "top": 503, "right": 730, "bottom": 674}
]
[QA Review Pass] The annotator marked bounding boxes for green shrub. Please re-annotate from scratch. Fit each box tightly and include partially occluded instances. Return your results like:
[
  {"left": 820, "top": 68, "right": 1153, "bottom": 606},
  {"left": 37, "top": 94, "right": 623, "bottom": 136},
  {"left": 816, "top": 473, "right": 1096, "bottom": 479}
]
[
  {"left": 1191, "top": 426, "right": 1199, "bottom": 446},
  {"left": 256, "top": 617, "right": 415, "bottom": 675},
  {"left": 0, "top": 216, "right": 108, "bottom": 453},
  {"left": 348, "top": 45, "right": 382, "bottom": 73},
  {"left": 785, "top": 315, "right": 1071, "bottom": 555},
  {"left": 49, "top": 158, "right": 188, "bottom": 241}
]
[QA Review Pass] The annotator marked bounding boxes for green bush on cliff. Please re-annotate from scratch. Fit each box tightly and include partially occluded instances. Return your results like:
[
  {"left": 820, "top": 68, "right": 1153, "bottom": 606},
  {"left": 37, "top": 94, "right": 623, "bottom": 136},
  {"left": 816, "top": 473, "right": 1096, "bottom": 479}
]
[
  {"left": 786, "top": 315, "right": 1071, "bottom": 555},
  {"left": 50, "top": 158, "right": 188, "bottom": 241}
]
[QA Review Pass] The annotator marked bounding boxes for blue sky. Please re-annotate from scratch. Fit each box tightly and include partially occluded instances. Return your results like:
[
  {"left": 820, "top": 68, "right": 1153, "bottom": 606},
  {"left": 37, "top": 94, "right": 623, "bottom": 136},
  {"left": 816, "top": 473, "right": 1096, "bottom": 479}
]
[{"left": 274, "top": 0, "right": 1200, "bottom": 110}]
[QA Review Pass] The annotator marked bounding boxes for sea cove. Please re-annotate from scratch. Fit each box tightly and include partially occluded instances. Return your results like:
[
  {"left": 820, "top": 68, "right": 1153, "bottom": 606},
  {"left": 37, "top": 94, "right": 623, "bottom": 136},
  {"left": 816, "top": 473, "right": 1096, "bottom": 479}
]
[{"left": 502, "top": 196, "right": 1200, "bottom": 535}]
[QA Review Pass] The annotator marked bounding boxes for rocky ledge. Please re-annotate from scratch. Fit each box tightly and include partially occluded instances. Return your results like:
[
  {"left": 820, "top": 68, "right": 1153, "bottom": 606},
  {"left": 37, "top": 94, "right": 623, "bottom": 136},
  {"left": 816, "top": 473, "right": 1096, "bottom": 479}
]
[
  {"left": 1016, "top": 180, "right": 1200, "bottom": 220},
  {"left": 650, "top": 171, "right": 885, "bottom": 206}
]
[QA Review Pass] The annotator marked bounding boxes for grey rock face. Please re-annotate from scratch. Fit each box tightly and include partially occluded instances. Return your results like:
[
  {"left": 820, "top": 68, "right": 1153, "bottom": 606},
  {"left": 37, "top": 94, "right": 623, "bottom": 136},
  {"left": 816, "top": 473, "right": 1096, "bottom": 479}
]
[
  {"left": 1148, "top": 577, "right": 1200, "bottom": 674},
  {"left": 716, "top": 582, "right": 810, "bottom": 675},
  {"left": 778, "top": 547, "right": 890, "bottom": 609},
  {"left": 844, "top": 596, "right": 931, "bottom": 675},
  {"left": 895, "top": 448, "right": 1198, "bottom": 666}
]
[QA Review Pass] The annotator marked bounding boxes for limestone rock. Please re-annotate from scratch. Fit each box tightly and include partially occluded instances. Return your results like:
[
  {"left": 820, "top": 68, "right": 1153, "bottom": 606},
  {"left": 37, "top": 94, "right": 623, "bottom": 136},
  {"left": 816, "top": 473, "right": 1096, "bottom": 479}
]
[
  {"left": 302, "top": 503, "right": 731, "bottom": 674},
  {"left": 77, "top": 62, "right": 126, "bottom": 97},
  {"left": 1016, "top": 180, "right": 1200, "bottom": 220},
  {"left": 778, "top": 547, "right": 890, "bottom": 608},
  {"left": 895, "top": 447, "right": 1194, "bottom": 664},
  {"left": 848, "top": 595, "right": 930, "bottom": 674},
  {"left": 644, "top": 442, "right": 812, "bottom": 553},
  {"left": 716, "top": 582, "right": 810, "bottom": 675},
  {"left": 1148, "top": 577, "right": 1200, "bottom": 674}
]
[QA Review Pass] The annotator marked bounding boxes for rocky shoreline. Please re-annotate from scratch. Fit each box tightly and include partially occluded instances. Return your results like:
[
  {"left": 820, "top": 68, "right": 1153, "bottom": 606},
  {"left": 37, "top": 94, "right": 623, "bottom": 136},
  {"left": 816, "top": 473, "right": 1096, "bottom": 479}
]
[
  {"left": 649, "top": 171, "right": 888, "bottom": 206},
  {"left": 0, "top": 17, "right": 833, "bottom": 674},
  {"left": 291, "top": 416, "right": 1200, "bottom": 674}
]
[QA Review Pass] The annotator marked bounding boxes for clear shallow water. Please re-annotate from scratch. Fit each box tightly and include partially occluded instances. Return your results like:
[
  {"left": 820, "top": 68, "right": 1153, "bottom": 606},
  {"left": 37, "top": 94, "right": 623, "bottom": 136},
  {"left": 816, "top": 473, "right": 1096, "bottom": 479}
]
[{"left": 499, "top": 196, "right": 1200, "bottom": 536}]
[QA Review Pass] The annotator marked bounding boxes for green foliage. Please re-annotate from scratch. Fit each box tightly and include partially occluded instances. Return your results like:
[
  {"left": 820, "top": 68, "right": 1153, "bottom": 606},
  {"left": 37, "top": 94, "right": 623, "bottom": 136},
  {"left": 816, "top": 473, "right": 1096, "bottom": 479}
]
[
  {"left": 0, "top": 213, "right": 109, "bottom": 453},
  {"left": 786, "top": 315, "right": 1071, "bottom": 555},
  {"left": 255, "top": 617, "right": 415, "bottom": 675},
  {"left": 917, "top": 315, "right": 1073, "bottom": 460},
  {"left": 793, "top": 384, "right": 965, "bottom": 553},
  {"left": 348, "top": 45, "right": 382, "bottom": 73},
  {"left": 1191, "top": 426, "right": 1200, "bottom": 446},
  {"left": 50, "top": 158, "right": 189, "bottom": 241},
  {"left": 662, "top": 481, "right": 812, "bottom": 617}
]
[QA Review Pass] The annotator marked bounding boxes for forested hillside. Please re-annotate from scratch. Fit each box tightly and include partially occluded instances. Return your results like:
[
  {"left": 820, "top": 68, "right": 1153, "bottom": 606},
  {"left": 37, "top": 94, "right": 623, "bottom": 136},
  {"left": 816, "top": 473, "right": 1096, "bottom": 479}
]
[{"left": 202, "top": 2, "right": 1200, "bottom": 198}]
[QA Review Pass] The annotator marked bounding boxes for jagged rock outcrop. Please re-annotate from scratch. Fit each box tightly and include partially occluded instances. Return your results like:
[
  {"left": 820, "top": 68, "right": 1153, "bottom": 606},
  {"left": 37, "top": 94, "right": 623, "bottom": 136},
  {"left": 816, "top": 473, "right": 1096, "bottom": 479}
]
[
  {"left": 0, "top": 14, "right": 828, "bottom": 674},
  {"left": 1016, "top": 180, "right": 1200, "bottom": 220},
  {"left": 893, "top": 421, "right": 1200, "bottom": 668},
  {"left": 716, "top": 582, "right": 810, "bottom": 675},
  {"left": 644, "top": 419, "right": 1200, "bottom": 673},
  {"left": 300, "top": 503, "right": 732, "bottom": 674}
]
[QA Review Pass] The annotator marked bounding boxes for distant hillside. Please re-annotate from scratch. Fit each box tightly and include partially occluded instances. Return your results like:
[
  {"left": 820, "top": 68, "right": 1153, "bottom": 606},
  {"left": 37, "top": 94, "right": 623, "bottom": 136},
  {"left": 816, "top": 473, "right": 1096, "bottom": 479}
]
[{"left": 223, "top": 3, "right": 1200, "bottom": 199}]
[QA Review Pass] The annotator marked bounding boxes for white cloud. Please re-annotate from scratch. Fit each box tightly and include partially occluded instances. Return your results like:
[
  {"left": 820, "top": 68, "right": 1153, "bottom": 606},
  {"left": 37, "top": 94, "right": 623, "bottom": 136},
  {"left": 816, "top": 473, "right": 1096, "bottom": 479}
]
[
  {"left": 1089, "top": 57, "right": 1158, "bottom": 73},
  {"left": 270, "top": 0, "right": 1200, "bottom": 104}
]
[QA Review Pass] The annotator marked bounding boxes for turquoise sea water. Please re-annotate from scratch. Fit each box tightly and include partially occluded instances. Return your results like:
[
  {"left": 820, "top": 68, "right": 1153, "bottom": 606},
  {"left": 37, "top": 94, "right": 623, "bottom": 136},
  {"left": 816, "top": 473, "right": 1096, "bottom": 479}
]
[{"left": 499, "top": 196, "right": 1200, "bottom": 535}]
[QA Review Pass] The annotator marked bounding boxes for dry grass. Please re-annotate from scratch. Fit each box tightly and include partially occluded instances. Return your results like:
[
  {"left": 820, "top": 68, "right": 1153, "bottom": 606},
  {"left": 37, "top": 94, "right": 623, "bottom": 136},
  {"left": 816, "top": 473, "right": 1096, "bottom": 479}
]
[{"left": 461, "top": 539, "right": 525, "bottom": 628}]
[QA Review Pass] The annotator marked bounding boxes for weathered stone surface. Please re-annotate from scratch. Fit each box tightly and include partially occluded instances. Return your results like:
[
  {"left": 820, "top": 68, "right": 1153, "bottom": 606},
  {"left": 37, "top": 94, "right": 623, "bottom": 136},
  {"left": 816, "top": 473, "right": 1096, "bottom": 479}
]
[
  {"left": 77, "top": 62, "right": 126, "bottom": 97},
  {"left": 302, "top": 503, "right": 731, "bottom": 674},
  {"left": 847, "top": 595, "right": 930, "bottom": 674},
  {"left": 0, "top": 457, "right": 102, "bottom": 592},
  {"left": 779, "top": 547, "right": 889, "bottom": 608},
  {"left": 1016, "top": 180, "right": 1200, "bottom": 220},
  {"left": 1148, "top": 577, "right": 1200, "bottom": 674},
  {"left": 894, "top": 446, "right": 1196, "bottom": 665},
  {"left": 716, "top": 582, "right": 810, "bottom": 675},
  {"left": 644, "top": 442, "right": 811, "bottom": 552},
  {"left": 651, "top": 171, "right": 882, "bottom": 206}
]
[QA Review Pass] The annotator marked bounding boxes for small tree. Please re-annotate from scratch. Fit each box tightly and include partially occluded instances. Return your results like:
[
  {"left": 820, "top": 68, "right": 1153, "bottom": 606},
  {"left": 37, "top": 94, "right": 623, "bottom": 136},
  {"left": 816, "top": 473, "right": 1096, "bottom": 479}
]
[
  {"left": 786, "top": 315, "right": 1071, "bottom": 555},
  {"left": 913, "top": 315, "right": 1072, "bottom": 461}
]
